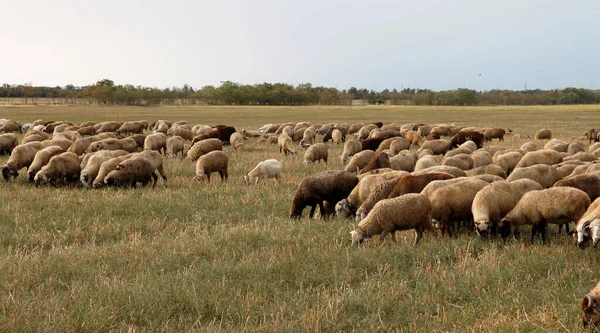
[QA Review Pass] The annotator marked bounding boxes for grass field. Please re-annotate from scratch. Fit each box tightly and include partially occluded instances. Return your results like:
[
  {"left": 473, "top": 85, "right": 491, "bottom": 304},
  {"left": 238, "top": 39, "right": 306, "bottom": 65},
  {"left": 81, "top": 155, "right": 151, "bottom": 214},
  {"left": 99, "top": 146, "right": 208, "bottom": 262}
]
[{"left": 1, "top": 104, "right": 600, "bottom": 331}]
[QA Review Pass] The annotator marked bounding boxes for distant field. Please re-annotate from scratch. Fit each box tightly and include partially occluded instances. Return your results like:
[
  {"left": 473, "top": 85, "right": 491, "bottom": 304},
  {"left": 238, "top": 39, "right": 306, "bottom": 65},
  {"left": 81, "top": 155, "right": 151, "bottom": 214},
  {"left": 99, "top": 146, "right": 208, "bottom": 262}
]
[{"left": 1, "top": 104, "right": 600, "bottom": 331}]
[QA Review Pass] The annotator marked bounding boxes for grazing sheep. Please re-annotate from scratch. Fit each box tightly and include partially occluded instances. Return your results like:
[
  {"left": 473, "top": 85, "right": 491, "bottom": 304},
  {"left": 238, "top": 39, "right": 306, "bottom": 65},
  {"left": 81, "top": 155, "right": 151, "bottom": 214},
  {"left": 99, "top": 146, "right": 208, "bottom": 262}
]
[
  {"left": 567, "top": 142, "right": 586, "bottom": 155},
  {"left": 350, "top": 193, "right": 434, "bottom": 246},
  {"left": 27, "top": 146, "right": 66, "bottom": 182},
  {"left": 194, "top": 150, "right": 229, "bottom": 182},
  {"left": 335, "top": 173, "right": 396, "bottom": 218},
  {"left": 104, "top": 158, "right": 157, "bottom": 188},
  {"left": 581, "top": 282, "right": 600, "bottom": 327},
  {"left": 85, "top": 138, "right": 134, "bottom": 154},
  {"left": 116, "top": 121, "right": 145, "bottom": 135},
  {"left": 0, "top": 133, "right": 18, "bottom": 155},
  {"left": 92, "top": 154, "right": 134, "bottom": 189},
  {"left": 186, "top": 138, "right": 224, "bottom": 162},
  {"left": 67, "top": 133, "right": 117, "bottom": 156},
  {"left": 414, "top": 155, "right": 439, "bottom": 172},
  {"left": 361, "top": 151, "right": 391, "bottom": 174},
  {"left": 417, "top": 149, "right": 434, "bottom": 159},
  {"left": 515, "top": 149, "right": 563, "bottom": 168},
  {"left": 419, "top": 139, "right": 450, "bottom": 155},
  {"left": 472, "top": 179, "right": 543, "bottom": 236},
  {"left": 404, "top": 130, "right": 423, "bottom": 148},
  {"left": 80, "top": 150, "right": 130, "bottom": 188},
  {"left": 167, "top": 127, "right": 194, "bottom": 142},
  {"left": 544, "top": 139, "right": 568, "bottom": 152},
  {"left": 290, "top": 170, "right": 359, "bottom": 219},
  {"left": 143, "top": 133, "right": 167, "bottom": 155},
  {"left": 387, "top": 172, "right": 455, "bottom": 200},
  {"left": 303, "top": 143, "right": 328, "bottom": 164},
  {"left": 229, "top": 132, "right": 245, "bottom": 151},
  {"left": 442, "top": 154, "right": 474, "bottom": 171},
  {"left": 389, "top": 152, "right": 417, "bottom": 172},
  {"left": 340, "top": 139, "right": 362, "bottom": 164},
  {"left": 553, "top": 173, "right": 600, "bottom": 201},
  {"left": 131, "top": 150, "right": 168, "bottom": 187},
  {"left": 414, "top": 165, "right": 467, "bottom": 178},
  {"left": 427, "top": 178, "right": 489, "bottom": 236},
  {"left": 520, "top": 142, "right": 537, "bottom": 152},
  {"left": 96, "top": 121, "right": 122, "bottom": 134},
  {"left": 34, "top": 152, "right": 81, "bottom": 187},
  {"left": 484, "top": 128, "right": 506, "bottom": 142},
  {"left": 389, "top": 137, "right": 411, "bottom": 154},
  {"left": 1, "top": 141, "right": 45, "bottom": 181},
  {"left": 445, "top": 147, "right": 472, "bottom": 158},
  {"left": 586, "top": 129, "right": 600, "bottom": 143},
  {"left": 354, "top": 176, "right": 404, "bottom": 221},
  {"left": 0, "top": 120, "right": 22, "bottom": 133},
  {"left": 301, "top": 127, "right": 317, "bottom": 146},
  {"left": 534, "top": 129, "right": 552, "bottom": 140},
  {"left": 499, "top": 187, "right": 590, "bottom": 242},
  {"left": 573, "top": 198, "right": 600, "bottom": 249},
  {"left": 77, "top": 126, "right": 97, "bottom": 136},
  {"left": 471, "top": 150, "right": 493, "bottom": 168},
  {"left": 244, "top": 159, "right": 283, "bottom": 185},
  {"left": 278, "top": 133, "right": 296, "bottom": 156},
  {"left": 345, "top": 150, "right": 375, "bottom": 174},
  {"left": 450, "top": 130, "right": 484, "bottom": 149},
  {"left": 375, "top": 137, "right": 398, "bottom": 153},
  {"left": 563, "top": 151, "right": 597, "bottom": 162},
  {"left": 361, "top": 137, "right": 386, "bottom": 151},
  {"left": 507, "top": 164, "right": 562, "bottom": 188},
  {"left": 465, "top": 164, "right": 507, "bottom": 178},
  {"left": 22, "top": 130, "right": 50, "bottom": 144},
  {"left": 493, "top": 151, "right": 523, "bottom": 175},
  {"left": 166, "top": 136, "right": 186, "bottom": 158}
]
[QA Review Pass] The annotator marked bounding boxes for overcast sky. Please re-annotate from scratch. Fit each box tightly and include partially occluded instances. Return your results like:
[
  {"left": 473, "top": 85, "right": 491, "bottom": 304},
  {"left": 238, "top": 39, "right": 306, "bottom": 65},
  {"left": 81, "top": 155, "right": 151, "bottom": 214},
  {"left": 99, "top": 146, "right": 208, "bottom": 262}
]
[{"left": 2, "top": 0, "right": 599, "bottom": 91}]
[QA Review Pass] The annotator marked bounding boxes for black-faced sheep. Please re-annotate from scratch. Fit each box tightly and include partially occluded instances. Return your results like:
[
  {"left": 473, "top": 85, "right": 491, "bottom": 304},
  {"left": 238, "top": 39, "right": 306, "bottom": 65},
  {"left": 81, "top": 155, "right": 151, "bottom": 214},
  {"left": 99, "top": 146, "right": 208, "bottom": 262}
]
[
  {"left": 2, "top": 141, "right": 45, "bottom": 181},
  {"left": 499, "top": 187, "right": 590, "bottom": 243},
  {"left": 350, "top": 193, "right": 433, "bottom": 246},
  {"left": 0, "top": 133, "right": 18, "bottom": 155},
  {"left": 194, "top": 150, "right": 229, "bottom": 183},
  {"left": 34, "top": 152, "right": 81, "bottom": 187},
  {"left": 244, "top": 159, "right": 283, "bottom": 185},
  {"left": 27, "top": 146, "right": 66, "bottom": 182},
  {"left": 290, "top": 170, "right": 358, "bottom": 219}
]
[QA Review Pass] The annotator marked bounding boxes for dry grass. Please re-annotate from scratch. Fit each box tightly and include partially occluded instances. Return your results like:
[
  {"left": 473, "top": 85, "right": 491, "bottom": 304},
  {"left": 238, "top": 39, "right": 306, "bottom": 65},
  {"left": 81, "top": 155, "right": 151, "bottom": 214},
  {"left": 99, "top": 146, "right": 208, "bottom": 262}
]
[{"left": 0, "top": 104, "right": 599, "bottom": 331}]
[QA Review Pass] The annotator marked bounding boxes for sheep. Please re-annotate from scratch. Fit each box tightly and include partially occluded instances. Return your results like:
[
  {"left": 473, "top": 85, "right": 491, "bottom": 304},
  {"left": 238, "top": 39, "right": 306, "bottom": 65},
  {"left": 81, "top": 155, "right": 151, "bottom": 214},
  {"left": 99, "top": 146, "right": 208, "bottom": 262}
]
[
  {"left": 229, "top": 132, "right": 245, "bottom": 151},
  {"left": 353, "top": 176, "right": 405, "bottom": 221},
  {"left": 303, "top": 143, "right": 328, "bottom": 164},
  {"left": 567, "top": 142, "right": 586, "bottom": 155},
  {"left": 143, "top": 133, "right": 167, "bottom": 155},
  {"left": 0, "top": 133, "right": 18, "bottom": 155},
  {"left": 355, "top": 124, "right": 378, "bottom": 140},
  {"left": 544, "top": 138, "right": 568, "bottom": 152},
  {"left": 534, "top": 128, "right": 552, "bottom": 140},
  {"left": 96, "top": 121, "right": 122, "bottom": 134},
  {"left": 389, "top": 152, "right": 416, "bottom": 172},
  {"left": 493, "top": 151, "right": 523, "bottom": 175},
  {"left": 386, "top": 172, "right": 455, "bottom": 200},
  {"left": 67, "top": 133, "right": 117, "bottom": 155},
  {"left": 300, "top": 127, "right": 317, "bottom": 146},
  {"left": 414, "top": 155, "right": 439, "bottom": 172},
  {"left": 244, "top": 159, "right": 283, "bottom": 185},
  {"left": 414, "top": 165, "right": 467, "bottom": 178},
  {"left": 80, "top": 150, "right": 131, "bottom": 188},
  {"left": 553, "top": 173, "right": 600, "bottom": 201},
  {"left": 442, "top": 154, "right": 474, "bottom": 171},
  {"left": 278, "top": 133, "right": 296, "bottom": 156},
  {"left": 484, "top": 128, "right": 506, "bottom": 142},
  {"left": 555, "top": 163, "right": 580, "bottom": 178},
  {"left": 166, "top": 136, "right": 186, "bottom": 158},
  {"left": 26, "top": 146, "right": 66, "bottom": 182},
  {"left": 404, "top": 130, "right": 423, "bottom": 148},
  {"left": 85, "top": 138, "right": 134, "bottom": 154},
  {"left": 573, "top": 198, "right": 600, "bottom": 249},
  {"left": 360, "top": 151, "right": 391, "bottom": 174},
  {"left": 22, "top": 130, "right": 50, "bottom": 144},
  {"left": 0, "top": 120, "right": 22, "bottom": 133},
  {"left": 586, "top": 129, "right": 600, "bottom": 143},
  {"left": 335, "top": 173, "right": 396, "bottom": 218},
  {"left": 581, "top": 282, "right": 600, "bottom": 327},
  {"left": 417, "top": 149, "right": 434, "bottom": 159},
  {"left": 471, "top": 150, "right": 493, "bottom": 168},
  {"left": 154, "top": 122, "right": 169, "bottom": 134},
  {"left": 389, "top": 137, "right": 411, "bottom": 154},
  {"left": 450, "top": 130, "right": 484, "bottom": 149},
  {"left": 77, "top": 126, "right": 97, "bottom": 136},
  {"left": 168, "top": 127, "right": 194, "bottom": 141},
  {"left": 514, "top": 149, "right": 562, "bottom": 168},
  {"left": 340, "top": 139, "right": 362, "bottom": 164},
  {"left": 520, "top": 142, "right": 537, "bottom": 152},
  {"left": 194, "top": 150, "right": 228, "bottom": 183},
  {"left": 563, "top": 151, "right": 597, "bottom": 162},
  {"left": 129, "top": 150, "right": 167, "bottom": 187},
  {"left": 345, "top": 150, "right": 375, "bottom": 174},
  {"left": 116, "top": 121, "right": 145, "bottom": 135},
  {"left": 465, "top": 164, "right": 507, "bottom": 178},
  {"left": 472, "top": 179, "right": 543, "bottom": 236},
  {"left": 350, "top": 193, "right": 434, "bottom": 246},
  {"left": 498, "top": 187, "right": 590, "bottom": 243},
  {"left": 427, "top": 178, "right": 489, "bottom": 236},
  {"left": 34, "top": 152, "right": 81, "bottom": 187},
  {"left": 419, "top": 139, "right": 450, "bottom": 155},
  {"left": 506, "top": 164, "right": 562, "bottom": 188},
  {"left": 104, "top": 157, "right": 157, "bottom": 188},
  {"left": 1, "top": 141, "right": 45, "bottom": 181},
  {"left": 444, "top": 147, "right": 473, "bottom": 158},
  {"left": 92, "top": 155, "right": 134, "bottom": 189},
  {"left": 290, "top": 170, "right": 359, "bottom": 219},
  {"left": 361, "top": 137, "right": 386, "bottom": 151}
]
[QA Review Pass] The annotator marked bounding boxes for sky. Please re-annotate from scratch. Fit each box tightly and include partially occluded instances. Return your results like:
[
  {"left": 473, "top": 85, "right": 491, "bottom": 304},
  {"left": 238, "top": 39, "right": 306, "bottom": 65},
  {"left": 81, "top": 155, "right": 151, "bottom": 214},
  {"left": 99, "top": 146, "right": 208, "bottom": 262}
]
[{"left": 1, "top": 0, "right": 599, "bottom": 91}]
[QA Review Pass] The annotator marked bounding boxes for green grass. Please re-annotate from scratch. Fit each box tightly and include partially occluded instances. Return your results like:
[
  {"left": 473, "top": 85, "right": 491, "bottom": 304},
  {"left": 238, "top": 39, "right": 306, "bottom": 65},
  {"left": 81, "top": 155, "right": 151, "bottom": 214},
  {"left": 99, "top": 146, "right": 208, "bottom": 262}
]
[{"left": 0, "top": 104, "right": 599, "bottom": 331}]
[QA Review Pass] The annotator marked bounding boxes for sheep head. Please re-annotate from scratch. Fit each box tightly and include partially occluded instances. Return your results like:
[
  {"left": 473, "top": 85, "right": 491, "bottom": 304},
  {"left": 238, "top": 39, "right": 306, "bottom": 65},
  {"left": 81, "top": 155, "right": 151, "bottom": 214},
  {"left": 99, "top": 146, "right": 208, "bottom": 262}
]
[
  {"left": 243, "top": 173, "right": 251, "bottom": 185},
  {"left": 574, "top": 219, "right": 600, "bottom": 249},
  {"left": 497, "top": 218, "right": 512, "bottom": 240},
  {"left": 582, "top": 293, "right": 600, "bottom": 327},
  {"left": 350, "top": 227, "right": 365, "bottom": 245},
  {"left": 474, "top": 220, "right": 491, "bottom": 238},
  {"left": 335, "top": 199, "right": 355, "bottom": 219},
  {"left": 2, "top": 165, "right": 17, "bottom": 181},
  {"left": 34, "top": 172, "right": 48, "bottom": 188}
]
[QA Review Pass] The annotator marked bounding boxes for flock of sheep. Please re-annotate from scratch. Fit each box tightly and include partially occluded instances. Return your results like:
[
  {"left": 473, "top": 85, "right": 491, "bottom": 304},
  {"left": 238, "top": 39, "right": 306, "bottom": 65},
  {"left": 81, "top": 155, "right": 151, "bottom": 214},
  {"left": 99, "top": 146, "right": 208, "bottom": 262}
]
[{"left": 3, "top": 118, "right": 600, "bottom": 325}]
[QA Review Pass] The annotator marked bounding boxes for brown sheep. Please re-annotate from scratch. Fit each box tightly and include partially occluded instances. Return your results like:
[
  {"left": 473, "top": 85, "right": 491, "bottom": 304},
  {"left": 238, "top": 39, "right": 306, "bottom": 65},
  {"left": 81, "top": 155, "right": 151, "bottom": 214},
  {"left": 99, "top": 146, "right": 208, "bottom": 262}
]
[
  {"left": 450, "top": 130, "right": 484, "bottom": 149},
  {"left": 290, "top": 170, "right": 358, "bottom": 219},
  {"left": 27, "top": 146, "right": 66, "bottom": 182},
  {"left": 534, "top": 128, "right": 552, "bottom": 140},
  {"left": 387, "top": 172, "right": 456, "bottom": 200},
  {"left": 360, "top": 151, "right": 391, "bottom": 174},
  {"left": 484, "top": 128, "right": 506, "bottom": 142},
  {"left": 345, "top": 150, "right": 375, "bottom": 174},
  {"left": 194, "top": 150, "right": 228, "bottom": 183},
  {"left": 96, "top": 121, "right": 123, "bottom": 134},
  {"left": 34, "top": 152, "right": 81, "bottom": 187},
  {"left": 2, "top": 141, "right": 45, "bottom": 181},
  {"left": 0, "top": 120, "right": 22, "bottom": 133},
  {"left": 553, "top": 173, "right": 600, "bottom": 202},
  {"left": 0, "top": 133, "right": 18, "bottom": 155},
  {"left": 104, "top": 158, "right": 156, "bottom": 188},
  {"left": 361, "top": 137, "right": 386, "bottom": 151},
  {"left": 168, "top": 127, "right": 194, "bottom": 141},
  {"left": 581, "top": 282, "right": 600, "bottom": 327},
  {"left": 404, "top": 130, "right": 423, "bottom": 147},
  {"left": 77, "top": 126, "right": 97, "bottom": 136}
]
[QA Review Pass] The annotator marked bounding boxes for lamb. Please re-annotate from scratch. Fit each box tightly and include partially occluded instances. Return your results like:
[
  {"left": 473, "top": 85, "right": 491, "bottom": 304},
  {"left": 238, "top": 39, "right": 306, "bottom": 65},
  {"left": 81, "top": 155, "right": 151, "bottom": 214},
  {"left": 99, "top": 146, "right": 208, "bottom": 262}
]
[
  {"left": 360, "top": 151, "right": 391, "bottom": 173},
  {"left": 471, "top": 179, "right": 543, "bottom": 236},
  {"left": 26, "top": 146, "right": 66, "bottom": 182},
  {"left": 92, "top": 154, "right": 134, "bottom": 189},
  {"left": 229, "top": 132, "right": 245, "bottom": 151},
  {"left": 506, "top": 164, "right": 562, "bottom": 188},
  {"left": 514, "top": 149, "right": 562, "bottom": 168},
  {"left": 278, "top": 133, "right": 296, "bottom": 156},
  {"left": 194, "top": 150, "right": 229, "bottom": 183},
  {"left": 465, "top": 164, "right": 507, "bottom": 178},
  {"left": 0, "top": 133, "right": 18, "bottom": 155},
  {"left": 483, "top": 128, "right": 506, "bottom": 142},
  {"left": 104, "top": 157, "right": 157, "bottom": 188},
  {"left": 442, "top": 154, "right": 474, "bottom": 171},
  {"left": 303, "top": 143, "right": 328, "bottom": 164},
  {"left": 534, "top": 128, "right": 552, "bottom": 140},
  {"left": 350, "top": 193, "right": 434, "bottom": 246},
  {"left": 166, "top": 136, "right": 186, "bottom": 158},
  {"left": 498, "top": 187, "right": 590, "bottom": 243},
  {"left": 419, "top": 139, "right": 450, "bottom": 155},
  {"left": 427, "top": 178, "right": 489, "bottom": 236},
  {"left": 1, "top": 141, "right": 45, "bottom": 181},
  {"left": 244, "top": 159, "right": 283, "bottom": 185},
  {"left": 34, "top": 152, "right": 81, "bottom": 187},
  {"left": 80, "top": 150, "right": 131, "bottom": 187},
  {"left": 290, "top": 170, "right": 359, "bottom": 219},
  {"left": 553, "top": 173, "right": 600, "bottom": 201},
  {"left": 340, "top": 139, "right": 362, "bottom": 164},
  {"left": 143, "top": 132, "right": 167, "bottom": 155},
  {"left": 344, "top": 150, "right": 375, "bottom": 174},
  {"left": 581, "top": 282, "right": 600, "bottom": 327}
]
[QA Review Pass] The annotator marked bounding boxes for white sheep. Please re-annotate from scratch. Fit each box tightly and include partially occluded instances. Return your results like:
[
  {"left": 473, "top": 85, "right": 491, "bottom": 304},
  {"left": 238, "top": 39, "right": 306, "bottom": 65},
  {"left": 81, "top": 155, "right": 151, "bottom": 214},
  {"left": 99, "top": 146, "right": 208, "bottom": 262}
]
[{"left": 244, "top": 159, "right": 283, "bottom": 185}]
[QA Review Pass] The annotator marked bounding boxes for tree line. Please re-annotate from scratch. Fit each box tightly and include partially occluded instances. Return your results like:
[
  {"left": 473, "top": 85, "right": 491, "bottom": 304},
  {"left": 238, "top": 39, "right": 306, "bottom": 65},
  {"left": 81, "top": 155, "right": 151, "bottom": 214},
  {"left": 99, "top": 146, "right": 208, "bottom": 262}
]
[{"left": 1, "top": 79, "right": 599, "bottom": 106}]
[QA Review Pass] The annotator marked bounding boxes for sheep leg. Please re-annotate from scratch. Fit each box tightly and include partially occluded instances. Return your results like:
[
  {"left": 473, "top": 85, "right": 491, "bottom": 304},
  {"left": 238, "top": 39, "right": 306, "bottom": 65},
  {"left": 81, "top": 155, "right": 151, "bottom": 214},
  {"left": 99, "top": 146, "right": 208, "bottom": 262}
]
[
  {"left": 151, "top": 172, "right": 158, "bottom": 188},
  {"left": 380, "top": 230, "right": 389, "bottom": 241},
  {"left": 318, "top": 201, "right": 327, "bottom": 219},
  {"left": 541, "top": 223, "right": 549, "bottom": 244},
  {"left": 156, "top": 165, "right": 168, "bottom": 187},
  {"left": 391, "top": 231, "right": 397, "bottom": 243},
  {"left": 530, "top": 224, "right": 538, "bottom": 244},
  {"left": 414, "top": 229, "right": 422, "bottom": 246},
  {"left": 309, "top": 205, "right": 317, "bottom": 218}
]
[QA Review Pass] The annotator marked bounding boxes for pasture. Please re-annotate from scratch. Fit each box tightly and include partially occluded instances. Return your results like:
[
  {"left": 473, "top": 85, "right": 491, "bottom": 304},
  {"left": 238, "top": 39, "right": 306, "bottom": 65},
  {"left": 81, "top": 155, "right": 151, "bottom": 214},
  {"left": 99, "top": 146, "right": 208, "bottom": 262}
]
[{"left": 1, "top": 104, "right": 600, "bottom": 331}]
